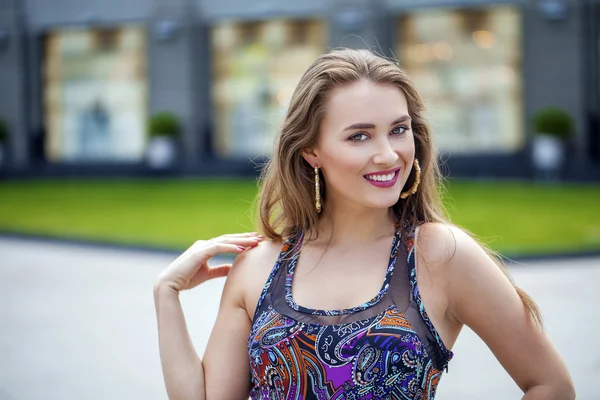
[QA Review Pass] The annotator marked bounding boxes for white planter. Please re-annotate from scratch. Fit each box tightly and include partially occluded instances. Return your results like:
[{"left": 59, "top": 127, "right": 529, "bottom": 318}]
[
  {"left": 532, "top": 134, "right": 565, "bottom": 171},
  {"left": 146, "top": 136, "right": 177, "bottom": 169}
]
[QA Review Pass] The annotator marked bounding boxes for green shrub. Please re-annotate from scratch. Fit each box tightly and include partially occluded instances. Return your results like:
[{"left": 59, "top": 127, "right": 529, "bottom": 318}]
[
  {"left": 532, "top": 107, "right": 573, "bottom": 140},
  {"left": 148, "top": 112, "right": 181, "bottom": 138},
  {"left": 0, "top": 119, "right": 8, "bottom": 142}
]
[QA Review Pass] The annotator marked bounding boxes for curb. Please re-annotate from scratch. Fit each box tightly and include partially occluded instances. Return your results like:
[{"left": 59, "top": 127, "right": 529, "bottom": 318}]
[{"left": 1, "top": 231, "right": 599, "bottom": 264}]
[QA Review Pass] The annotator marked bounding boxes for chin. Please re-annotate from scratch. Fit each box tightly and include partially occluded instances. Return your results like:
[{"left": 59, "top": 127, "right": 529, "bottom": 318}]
[{"left": 365, "top": 193, "right": 401, "bottom": 209}]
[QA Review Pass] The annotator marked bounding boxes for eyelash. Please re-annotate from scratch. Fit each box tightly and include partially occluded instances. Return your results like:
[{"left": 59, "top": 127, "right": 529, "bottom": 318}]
[{"left": 349, "top": 126, "right": 409, "bottom": 142}]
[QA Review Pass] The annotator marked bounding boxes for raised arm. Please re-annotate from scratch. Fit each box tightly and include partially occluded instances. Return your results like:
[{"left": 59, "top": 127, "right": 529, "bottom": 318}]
[
  {"left": 154, "top": 233, "right": 263, "bottom": 400},
  {"left": 200, "top": 248, "right": 255, "bottom": 399}
]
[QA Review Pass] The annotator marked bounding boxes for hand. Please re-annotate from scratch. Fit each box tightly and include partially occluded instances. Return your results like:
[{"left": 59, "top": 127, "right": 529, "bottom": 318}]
[{"left": 155, "top": 232, "right": 264, "bottom": 293}]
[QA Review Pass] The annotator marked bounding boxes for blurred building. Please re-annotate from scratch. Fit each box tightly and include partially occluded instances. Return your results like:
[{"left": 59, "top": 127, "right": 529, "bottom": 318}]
[{"left": 0, "top": 0, "right": 599, "bottom": 178}]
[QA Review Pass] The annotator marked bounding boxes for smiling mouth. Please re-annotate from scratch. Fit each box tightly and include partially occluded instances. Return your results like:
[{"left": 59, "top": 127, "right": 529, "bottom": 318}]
[{"left": 364, "top": 169, "right": 400, "bottom": 182}]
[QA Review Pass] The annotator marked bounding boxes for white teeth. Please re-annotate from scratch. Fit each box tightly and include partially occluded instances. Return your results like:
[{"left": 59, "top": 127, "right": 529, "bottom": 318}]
[{"left": 366, "top": 172, "right": 395, "bottom": 182}]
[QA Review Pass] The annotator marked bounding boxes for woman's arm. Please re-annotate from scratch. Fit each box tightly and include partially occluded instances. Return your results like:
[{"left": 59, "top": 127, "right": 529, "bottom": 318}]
[
  {"left": 201, "top": 249, "right": 255, "bottom": 399},
  {"left": 155, "top": 265, "right": 253, "bottom": 400},
  {"left": 420, "top": 223, "right": 575, "bottom": 399},
  {"left": 154, "top": 284, "right": 207, "bottom": 400},
  {"left": 154, "top": 234, "right": 263, "bottom": 400}
]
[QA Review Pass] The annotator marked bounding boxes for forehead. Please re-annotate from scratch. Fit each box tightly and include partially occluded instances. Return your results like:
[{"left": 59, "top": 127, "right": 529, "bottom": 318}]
[{"left": 322, "top": 80, "right": 409, "bottom": 128}]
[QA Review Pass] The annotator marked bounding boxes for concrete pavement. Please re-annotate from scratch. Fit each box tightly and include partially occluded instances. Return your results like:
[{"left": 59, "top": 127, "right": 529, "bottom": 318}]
[{"left": 0, "top": 238, "right": 598, "bottom": 399}]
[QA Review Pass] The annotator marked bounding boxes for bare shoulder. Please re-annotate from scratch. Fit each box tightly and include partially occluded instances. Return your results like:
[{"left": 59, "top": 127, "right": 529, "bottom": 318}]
[
  {"left": 415, "top": 222, "right": 479, "bottom": 269},
  {"left": 412, "top": 222, "right": 513, "bottom": 345},
  {"left": 411, "top": 222, "right": 481, "bottom": 346},
  {"left": 418, "top": 220, "right": 483, "bottom": 251},
  {"left": 416, "top": 222, "right": 497, "bottom": 311},
  {"left": 416, "top": 221, "right": 497, "bottom": 283},
  {"left": 227, "top": 238, "right": 285, "bottom": 320},
  {"left": 418, "top": 222, "right": 518, "bottom": 319}
]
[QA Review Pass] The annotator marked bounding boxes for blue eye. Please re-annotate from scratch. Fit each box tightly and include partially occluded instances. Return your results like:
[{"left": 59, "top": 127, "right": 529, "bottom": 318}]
[
  {"left": 349, "top": 132, "right": 369, "bottom": 142},
  {"left": 391, "top": 126, "right": 409, "bottom": 136}
]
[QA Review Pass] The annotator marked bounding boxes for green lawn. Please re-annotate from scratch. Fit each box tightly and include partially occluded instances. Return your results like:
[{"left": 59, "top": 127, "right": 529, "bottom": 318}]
[{"left": 0, "top": 179, "right": 599, "bottom": 256}]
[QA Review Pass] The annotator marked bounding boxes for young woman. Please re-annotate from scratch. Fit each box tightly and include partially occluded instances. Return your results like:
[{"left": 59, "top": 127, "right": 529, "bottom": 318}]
[{"left": 154, "top": 49, "right": 574, "bottom": 399}]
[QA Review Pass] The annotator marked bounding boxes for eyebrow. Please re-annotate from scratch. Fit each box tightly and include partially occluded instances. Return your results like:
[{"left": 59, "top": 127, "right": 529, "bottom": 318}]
[{"left": 343, "top": 115, "right": 411, "bottom": 131}]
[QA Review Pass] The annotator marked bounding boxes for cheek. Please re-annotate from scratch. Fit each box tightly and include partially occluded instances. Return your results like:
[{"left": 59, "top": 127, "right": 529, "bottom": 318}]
[
  {"left": 321, "top": 147, "right": 367, "bottom": 175},
  {"left": 394, "top": 138, "right": 416, "bottom": 181},
  {"left": 319, "top": 149, "right": 368, "bottom": 192},
  {"left": 397, "top": 132, "right": 416, "bottom": 158}
]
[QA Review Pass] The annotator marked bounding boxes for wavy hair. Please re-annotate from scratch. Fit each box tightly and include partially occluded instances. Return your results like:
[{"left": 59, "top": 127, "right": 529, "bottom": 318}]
[{"left": 256, "top": 48, "right": 542, "bottom": 327}]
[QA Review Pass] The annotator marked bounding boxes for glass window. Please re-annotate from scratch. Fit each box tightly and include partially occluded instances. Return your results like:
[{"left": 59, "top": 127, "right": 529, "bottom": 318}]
[
  {"left": 44, "top": 25, "right": 148, "bottom": 162},
  {"left": 211, "top": 19, "right": 327, "bottom": 158},
  {"left": 396, "top": 7, "right": 523, "bottom": 153}
]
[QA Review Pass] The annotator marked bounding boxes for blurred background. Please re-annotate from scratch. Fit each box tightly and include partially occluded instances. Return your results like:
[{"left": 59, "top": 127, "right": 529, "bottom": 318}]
[{"left": 0, "top": 0, "right": 599, "bottom": 399}]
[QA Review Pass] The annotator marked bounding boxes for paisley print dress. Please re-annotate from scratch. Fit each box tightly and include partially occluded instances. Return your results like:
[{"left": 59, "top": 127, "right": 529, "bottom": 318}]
[{"left": 248, "top": 224, "right": 453, "bottom": 399}]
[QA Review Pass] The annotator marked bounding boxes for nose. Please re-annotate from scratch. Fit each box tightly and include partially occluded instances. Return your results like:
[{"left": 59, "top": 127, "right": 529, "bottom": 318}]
[{"left": 372, "top": 138, "right": 399, "bottom": 166}]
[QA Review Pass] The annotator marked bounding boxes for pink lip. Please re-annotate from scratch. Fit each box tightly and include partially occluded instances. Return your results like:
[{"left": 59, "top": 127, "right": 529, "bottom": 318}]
[
  {"left": 364, "top": 168, "right": 400, "bottom": 188},
  {"left": 365, "top": 168, "right": 399, "bottom": 176}
]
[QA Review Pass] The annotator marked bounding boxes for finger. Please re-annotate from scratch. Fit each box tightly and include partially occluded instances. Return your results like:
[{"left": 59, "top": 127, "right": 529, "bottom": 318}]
[
  {"left": 216, "top": 237, "right": 264, "bottom": 246},
  {"left": 201, "top": 242, "right": 246, "bottom": 259},
  {"left": 190, "top": 235, "right": 258, "bottom": 251},
  {"left": 218, "top": 232, "right": 261, "bottom": 239},
  {"left": 208, "top": 264, "right": 232, "bottom": 280}
]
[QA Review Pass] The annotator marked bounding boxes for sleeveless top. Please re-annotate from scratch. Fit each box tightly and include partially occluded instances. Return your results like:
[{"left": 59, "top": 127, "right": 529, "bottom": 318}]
[{"left": 247, "top": 224, "right": 453, "bottom": 399}]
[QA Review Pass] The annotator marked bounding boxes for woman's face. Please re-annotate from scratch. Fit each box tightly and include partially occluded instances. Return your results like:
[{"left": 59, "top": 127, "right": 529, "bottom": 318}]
[{"left": 309, "top": 79, "right": 416, "bottom": 212}]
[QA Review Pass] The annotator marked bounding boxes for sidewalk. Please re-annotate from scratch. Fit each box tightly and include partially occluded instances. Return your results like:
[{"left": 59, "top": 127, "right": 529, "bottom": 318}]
[{"left": 0, "top": 237, "right": 598, "bottom": 399}]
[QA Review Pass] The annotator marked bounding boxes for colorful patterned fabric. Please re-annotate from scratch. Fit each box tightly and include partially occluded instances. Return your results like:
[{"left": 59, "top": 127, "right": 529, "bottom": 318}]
[{"left": 248, "top": 224, "right": 453, "bottom": 399}]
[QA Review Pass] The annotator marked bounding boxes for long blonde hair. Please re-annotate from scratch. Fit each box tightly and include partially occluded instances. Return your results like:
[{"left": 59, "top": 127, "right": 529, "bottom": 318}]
[{"left": 256, "top": 48, "right": 542, "bottom": 327}]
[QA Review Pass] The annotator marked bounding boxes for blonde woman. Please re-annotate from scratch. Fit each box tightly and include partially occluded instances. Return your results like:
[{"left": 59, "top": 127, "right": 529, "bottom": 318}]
[{"left": 154, "top": 49, "right": 574, "bottom": 399}]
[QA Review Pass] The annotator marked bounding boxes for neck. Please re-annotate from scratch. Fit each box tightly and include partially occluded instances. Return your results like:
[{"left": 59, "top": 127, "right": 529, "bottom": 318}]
[{"left": 311, "top": 204, "right": 397, "bottom": 246}]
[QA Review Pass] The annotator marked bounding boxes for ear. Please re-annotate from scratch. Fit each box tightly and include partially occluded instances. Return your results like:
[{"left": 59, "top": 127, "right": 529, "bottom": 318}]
[{"left": 301, "top": 147, "right": 319, "bottom": 169}]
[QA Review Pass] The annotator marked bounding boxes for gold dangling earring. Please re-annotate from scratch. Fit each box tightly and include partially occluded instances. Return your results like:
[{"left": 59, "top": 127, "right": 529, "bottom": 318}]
[
  {"left": 400, "top": 159, "right": 421, "bottom": 199},
  {"left": 314, "top": 166, "right": 322, "bottom": 213}
]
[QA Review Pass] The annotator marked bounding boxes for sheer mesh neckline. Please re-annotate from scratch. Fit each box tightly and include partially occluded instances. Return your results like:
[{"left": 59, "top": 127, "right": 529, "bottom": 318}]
[{"left": 282, "top": 226, "right": 403, "bottom": 316}]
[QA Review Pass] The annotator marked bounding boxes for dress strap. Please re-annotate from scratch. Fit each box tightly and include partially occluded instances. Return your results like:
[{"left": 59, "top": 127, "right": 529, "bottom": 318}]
[
  {"left": 405, "top": 224, "right": 454, "bottom": 371},
  {"left": 250, "top": 230, "right": 303, "bottom": 324}
]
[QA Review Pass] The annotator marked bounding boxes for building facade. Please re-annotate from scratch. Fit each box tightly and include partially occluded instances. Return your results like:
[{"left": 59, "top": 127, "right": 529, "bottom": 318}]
[{"left": 0, "top": 0, "right": 599, "bottom": 178}]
